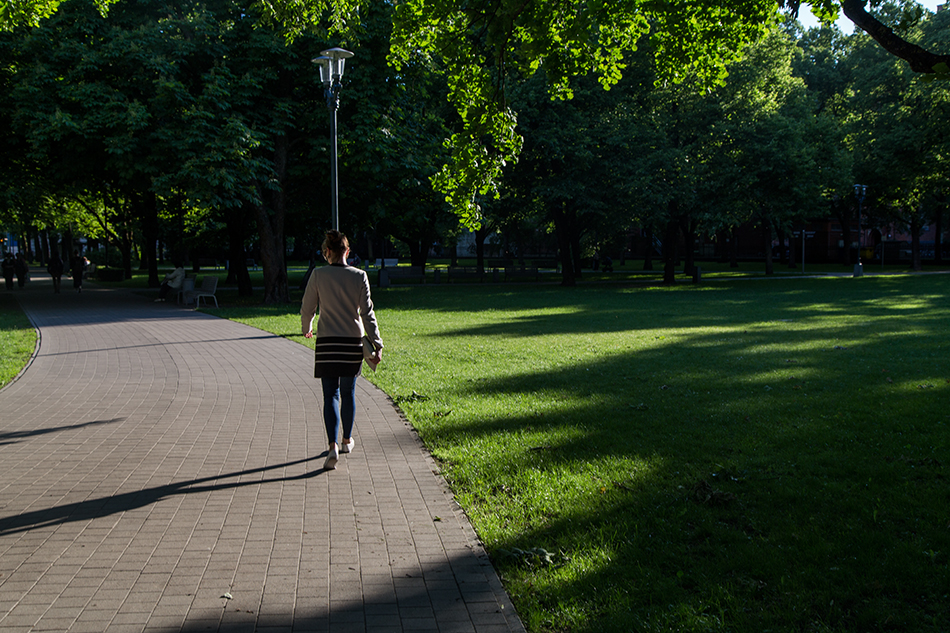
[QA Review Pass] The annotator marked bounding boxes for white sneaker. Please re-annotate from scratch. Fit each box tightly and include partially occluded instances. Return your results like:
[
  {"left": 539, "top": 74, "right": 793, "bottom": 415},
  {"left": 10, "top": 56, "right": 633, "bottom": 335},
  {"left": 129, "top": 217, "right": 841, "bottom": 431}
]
[
  {"left": 340, "top": 438, "right": 355, "bottom": 454},
  {"left": 324, "top": 446, "right": 339, "bottom": 470}
]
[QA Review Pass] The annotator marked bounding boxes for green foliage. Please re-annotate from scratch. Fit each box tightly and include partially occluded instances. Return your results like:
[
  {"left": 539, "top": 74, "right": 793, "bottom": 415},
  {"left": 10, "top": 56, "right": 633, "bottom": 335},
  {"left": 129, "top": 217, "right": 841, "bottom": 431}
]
[
  {"left": 252, "top": 0, "right": 358, "bottom": 40},
  {"left": 0, "top": 0, "right": 62, "bottom": 29},
  {"left": 386, "top": 0, "right": 779, "bottom": 226},
  {"left": 845, "top": 6, "right": 950, "bottom": 255}
]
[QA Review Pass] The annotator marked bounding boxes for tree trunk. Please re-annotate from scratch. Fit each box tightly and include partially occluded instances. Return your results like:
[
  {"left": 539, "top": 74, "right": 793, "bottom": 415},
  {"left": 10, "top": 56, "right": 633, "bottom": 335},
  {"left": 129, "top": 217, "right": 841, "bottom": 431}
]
[
  {"left": 643, "top": 226, "right": 654, "bottom": 271},
  {"left": 142, "top": 191, "right": 160, "bottom": 287},
  {"left": 32, "top": 230, "right": 44, "bottom": 264},
  {"left": 730, "top": 227, "right": 739, "bottom": 268},
  {"left": 474, "top": 226, "right": 487, "bottom": 273},
  {"left": 553, "top": 204, "right": 575, "bottom": 286},
  {"left": 408, "top": 239, "right": 428, "bottom": 268},
  {"left": 40, "top": 230, "right": 51, "bottom": 265},
  {"left": 255, "top": 202, "right": 289, "bottom": 303},
  {"left": 570, "top": 231, "right": 582, "bottom": 281},
  {"left": 839, "top": 214, "right": 853, "bottom": 267},
  {"left": 255, "top": 129, "right": 290, "bottom": 304},
  {"left": 227, "top": 205, "right": 253, "bottom": 297},
  {"left": 934, "top": 207, "right": 943, "bottom": 264},
  {"left": 777, "top": 227, "right": 789, "bottom": 266},
  {"left": 663, "top": 217, "right": 678, "bottom": 285},
  {"left": 763, "top": 219, "right": 774, "bottom": 276},
  {"left": 63, "top": 226, "right": 74, "bottom": 260},
  {"left": 118, "top": 214, "right": 134, "bottom": 280},
  {"left": 910, "top": 215, "right": 922, "bottom": 272},
  {"left": 788, "top": 227, "right": 798, "bottom": 269},
  {"left": 680, "top": 216, "right": 696, "bottom": 276}
]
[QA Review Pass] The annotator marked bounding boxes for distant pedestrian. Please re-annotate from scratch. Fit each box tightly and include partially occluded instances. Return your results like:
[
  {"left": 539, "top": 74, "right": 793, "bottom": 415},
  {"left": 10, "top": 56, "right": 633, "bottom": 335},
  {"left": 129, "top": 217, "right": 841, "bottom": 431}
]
[
  {"left": 71, "top": 251, "right": 85, "bottom": 293},
  {"left": 155, "top": 261, "right": 185, "bottom": 302},
  {"left": 1, "top": 254, "right": 14, "bottom": 290},
  {"left": 301, "top": 230, "right": 384, "bottom": 470},
  {"left": 47, "top": 253, "right": 65, "bottom": 293},
  {"left": 14, "top": 253, "right": 29, "bottom": 288}
]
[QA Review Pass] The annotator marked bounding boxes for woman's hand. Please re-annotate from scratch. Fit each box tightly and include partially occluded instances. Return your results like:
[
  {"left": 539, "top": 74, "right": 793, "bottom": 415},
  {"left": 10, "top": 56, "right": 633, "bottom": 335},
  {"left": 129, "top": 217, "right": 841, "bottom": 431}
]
[{"left": 304, "top": 330, "right": 313, "bottom": 339}]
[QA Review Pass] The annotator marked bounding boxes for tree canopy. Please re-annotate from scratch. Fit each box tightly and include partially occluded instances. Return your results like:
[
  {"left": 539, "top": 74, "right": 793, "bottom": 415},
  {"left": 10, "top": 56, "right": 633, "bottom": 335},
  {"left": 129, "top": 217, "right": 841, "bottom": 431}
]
[{"left": 6, "top": 0, "right": 948, "bottom": 227}]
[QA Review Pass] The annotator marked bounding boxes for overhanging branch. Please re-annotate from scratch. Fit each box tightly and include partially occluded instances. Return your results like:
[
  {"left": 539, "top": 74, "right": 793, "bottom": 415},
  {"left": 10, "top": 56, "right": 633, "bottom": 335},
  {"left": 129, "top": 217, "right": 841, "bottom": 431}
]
[{"left": 841, "top": 0, "right": 950, "bottom": 73}]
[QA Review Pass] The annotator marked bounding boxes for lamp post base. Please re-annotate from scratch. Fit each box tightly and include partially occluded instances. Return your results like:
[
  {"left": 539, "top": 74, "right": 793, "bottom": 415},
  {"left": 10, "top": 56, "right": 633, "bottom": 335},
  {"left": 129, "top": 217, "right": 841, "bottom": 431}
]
[{"left": 853, "top": 263, "right": 864, "bottom": 278}]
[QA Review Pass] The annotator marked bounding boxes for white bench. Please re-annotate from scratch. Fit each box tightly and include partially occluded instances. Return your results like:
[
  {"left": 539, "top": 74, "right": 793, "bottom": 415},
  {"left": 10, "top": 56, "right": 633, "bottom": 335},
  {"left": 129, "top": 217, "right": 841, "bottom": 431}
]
[{"left": 184, "top": 275, "right": 219, "bottom": 308}]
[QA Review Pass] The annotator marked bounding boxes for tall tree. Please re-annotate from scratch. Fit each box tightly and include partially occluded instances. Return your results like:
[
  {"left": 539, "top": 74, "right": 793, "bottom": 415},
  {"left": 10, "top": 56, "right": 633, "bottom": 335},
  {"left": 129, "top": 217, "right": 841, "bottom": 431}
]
[{"left": 846, "top": 5, "right": 950, "bottom": 270}]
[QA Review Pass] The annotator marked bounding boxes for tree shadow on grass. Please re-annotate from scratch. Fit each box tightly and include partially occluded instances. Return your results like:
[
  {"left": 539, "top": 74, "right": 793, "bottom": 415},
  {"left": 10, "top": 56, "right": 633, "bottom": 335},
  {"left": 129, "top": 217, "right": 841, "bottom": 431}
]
[
  {"left": 388, "top": 277, "right": 950, "bottom": 631},
  {"left": 410, "top": 276, "right": 950, "bottom": 339},
  {"left": 430, "top": 360, "right": 948, "bottom": 631}
]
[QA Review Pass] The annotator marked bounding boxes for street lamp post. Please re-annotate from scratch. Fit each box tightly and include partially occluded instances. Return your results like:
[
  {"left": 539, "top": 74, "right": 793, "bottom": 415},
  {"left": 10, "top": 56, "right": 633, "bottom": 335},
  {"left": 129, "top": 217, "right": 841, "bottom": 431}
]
[
  {"left": 312, "top": 47, "right": 355, "bottom": 231},
  {"left": 853, "top": 184, "right": 867, "bottom": 278}
]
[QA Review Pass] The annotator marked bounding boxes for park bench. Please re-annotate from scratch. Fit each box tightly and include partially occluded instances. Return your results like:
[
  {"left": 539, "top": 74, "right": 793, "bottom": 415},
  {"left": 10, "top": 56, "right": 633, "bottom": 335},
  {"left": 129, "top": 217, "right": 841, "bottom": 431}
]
[
  {"left": 447, "top": 267, "right": 484, "bottom": 283},
  {"left": 504, "top": 266, "right": 540, "bottom": 282},
  {"left": 177, "top": 276, "right": 196, "bottom": 305},
  {"left": 531, "top": 259, "right": 560, "bottom": 271},
  {"left": 378, "top": 266, "right": 426, "bottom": 286},
  {"left": 371, "top": 258, "right": 399, "bottom": 269},
  {"left": 184, "top": 275, "right": 219, "bottom": 308},
  {"left": 196, "top": 258, "right": 221, "bottom": 270}
]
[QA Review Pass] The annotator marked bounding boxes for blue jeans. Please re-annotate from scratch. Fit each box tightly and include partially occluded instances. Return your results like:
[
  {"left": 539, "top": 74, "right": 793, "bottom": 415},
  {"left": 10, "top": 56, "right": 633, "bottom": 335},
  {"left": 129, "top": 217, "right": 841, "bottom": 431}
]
[{"left": 321, "top": 376, "right": 356, "bottom": 445}]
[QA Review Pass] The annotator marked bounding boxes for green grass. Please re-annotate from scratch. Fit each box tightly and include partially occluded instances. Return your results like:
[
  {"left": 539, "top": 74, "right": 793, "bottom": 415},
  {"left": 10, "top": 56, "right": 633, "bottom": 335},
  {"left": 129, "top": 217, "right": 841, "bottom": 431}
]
[
  {"left": 0, "top": 294, "right": 36, "bottom": 389},
  {"left": 5, "top": 267, "right": 949, "bottom": 631},
  {"left": 218, "top": 274, "right": 950, "bottom": 632},
  {"left": 95, "top": 258, "right": 949, "bottom": 296}
]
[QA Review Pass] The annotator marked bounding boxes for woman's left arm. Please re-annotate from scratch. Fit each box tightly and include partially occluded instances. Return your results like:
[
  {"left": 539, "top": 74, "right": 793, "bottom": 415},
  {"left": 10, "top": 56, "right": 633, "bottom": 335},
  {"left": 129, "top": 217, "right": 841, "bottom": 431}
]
[
  {"left": 300, "top": 274, "right": 320, "bottom": 337},
  {"left": 358, "top": 272, "right": 383, "bottom": 349}
]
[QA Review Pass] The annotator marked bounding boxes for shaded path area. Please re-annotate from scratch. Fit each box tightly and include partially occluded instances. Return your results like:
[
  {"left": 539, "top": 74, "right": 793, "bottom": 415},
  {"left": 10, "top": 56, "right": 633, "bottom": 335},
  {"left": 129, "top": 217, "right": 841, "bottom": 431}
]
[{"left": 0, "top": 278, "right": 524, "bottom": 632}]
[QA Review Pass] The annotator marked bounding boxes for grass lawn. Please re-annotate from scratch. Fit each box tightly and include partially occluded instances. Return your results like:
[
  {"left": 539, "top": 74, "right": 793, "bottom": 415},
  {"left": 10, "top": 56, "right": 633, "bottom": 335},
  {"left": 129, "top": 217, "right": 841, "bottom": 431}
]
[
  {"left": 5, "top": 266, "right": 948, "bottom": 631},
  {"left": 215, "top": 273, "right": 950, "bottom": 632},
  {"left": 0, "top": 294, "right": 36, "bottom": 389}
]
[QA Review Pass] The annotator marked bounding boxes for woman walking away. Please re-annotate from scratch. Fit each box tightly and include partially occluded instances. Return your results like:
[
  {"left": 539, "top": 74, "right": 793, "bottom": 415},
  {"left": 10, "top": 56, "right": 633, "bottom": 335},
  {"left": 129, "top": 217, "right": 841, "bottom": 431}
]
[{"left": 301, "top": 230, "right": 383, "bottom": 470}]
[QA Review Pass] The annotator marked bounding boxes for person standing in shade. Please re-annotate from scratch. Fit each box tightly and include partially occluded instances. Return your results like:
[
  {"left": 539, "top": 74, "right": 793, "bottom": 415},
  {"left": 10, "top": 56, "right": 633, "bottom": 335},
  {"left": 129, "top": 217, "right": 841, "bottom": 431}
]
[
  {"left": 47, "top": 253, "right": 65, "bottom": 293},
  {"left": 14, "top": 253, "right": 29, "bottom": 288},
  {"left": 71, "top": 251, "right": 85, "bottom": 293},
  {"left": 301, "top": 230, "right": 383, "bottom": 470},
  {"left": 1, "top": 254, "right": 14, "bottom": 290}
]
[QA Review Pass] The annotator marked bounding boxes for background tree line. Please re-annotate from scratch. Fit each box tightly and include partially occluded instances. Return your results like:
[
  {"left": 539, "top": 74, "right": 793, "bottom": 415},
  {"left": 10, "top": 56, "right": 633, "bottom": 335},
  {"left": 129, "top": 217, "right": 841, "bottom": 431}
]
[{"left": 1, "top": 0, "right": 947, "bottom": 296}]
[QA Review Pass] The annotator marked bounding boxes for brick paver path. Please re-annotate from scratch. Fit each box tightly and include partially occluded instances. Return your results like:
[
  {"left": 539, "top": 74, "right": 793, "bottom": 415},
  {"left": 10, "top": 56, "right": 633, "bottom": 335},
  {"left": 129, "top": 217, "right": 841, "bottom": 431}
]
[{"left": 0, "top": 278, "right": 524, "bottom": 633}]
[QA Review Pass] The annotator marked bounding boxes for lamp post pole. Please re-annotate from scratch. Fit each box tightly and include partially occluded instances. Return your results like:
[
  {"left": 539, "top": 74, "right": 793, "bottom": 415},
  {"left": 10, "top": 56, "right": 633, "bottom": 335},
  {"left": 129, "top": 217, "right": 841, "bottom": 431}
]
[
  {"left": 853, "top": 184, "right": 867, "bottom": 278},
  {"left": 313, "top": 48, "right": 354, "bottom": 232}
]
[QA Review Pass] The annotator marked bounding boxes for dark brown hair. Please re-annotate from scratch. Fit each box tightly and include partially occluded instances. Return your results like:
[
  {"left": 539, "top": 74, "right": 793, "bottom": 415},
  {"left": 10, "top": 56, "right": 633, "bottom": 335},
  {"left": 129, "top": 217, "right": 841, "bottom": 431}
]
[{"left": 322, "top": 230, "right": 349, "bottom": 259}]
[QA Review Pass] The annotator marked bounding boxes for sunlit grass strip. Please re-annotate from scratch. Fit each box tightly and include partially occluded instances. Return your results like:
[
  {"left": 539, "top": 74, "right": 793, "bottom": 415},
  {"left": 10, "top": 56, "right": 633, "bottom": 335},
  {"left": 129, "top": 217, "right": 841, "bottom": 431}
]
[
  {"left": 0, "top": 295, "right": 37, "bottom": 389},
  {"left": 219, "top": 275, "right": 950, "bottom": 633}
]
